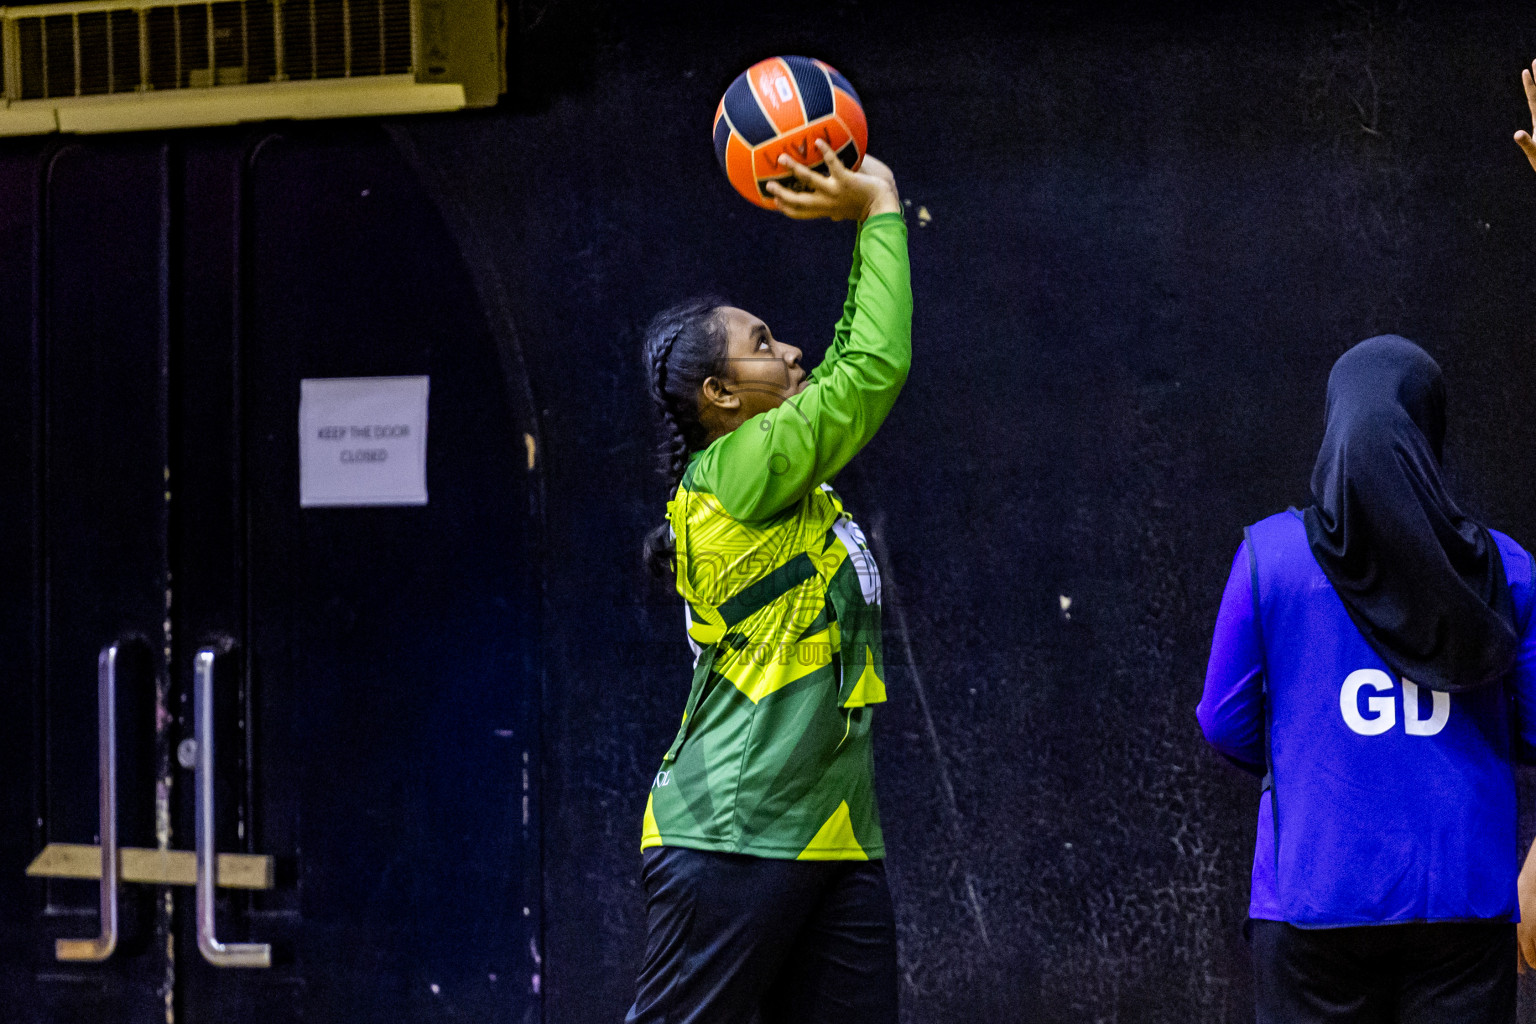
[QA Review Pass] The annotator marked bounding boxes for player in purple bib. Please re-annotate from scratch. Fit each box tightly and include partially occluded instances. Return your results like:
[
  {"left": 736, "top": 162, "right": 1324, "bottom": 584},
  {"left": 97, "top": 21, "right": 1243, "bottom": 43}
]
[{"left": 1199, "top": 333, "right": 1536, "bottom": 1022}]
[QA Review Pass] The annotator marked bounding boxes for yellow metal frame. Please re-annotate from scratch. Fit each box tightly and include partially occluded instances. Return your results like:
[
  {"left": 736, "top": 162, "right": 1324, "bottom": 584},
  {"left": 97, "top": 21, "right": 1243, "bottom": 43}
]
[
  {"left": 0, "top": 75, "right": 466, "bottom": 135},
  {"left": 0, "top": 0, "right": 493, "bottom": 132},
  {"left": 27, "top": 842, "right": 275, "bottom": 890},
  {"left": 1, "top": 0, "right": 306, "bottom": 14}
]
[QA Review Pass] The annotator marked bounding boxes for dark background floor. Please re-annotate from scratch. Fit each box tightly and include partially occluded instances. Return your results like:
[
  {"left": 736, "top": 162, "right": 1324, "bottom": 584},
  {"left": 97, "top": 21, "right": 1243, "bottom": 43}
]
[{"left": 398, "top": 1, "right": 1536, "bottom": 1021}]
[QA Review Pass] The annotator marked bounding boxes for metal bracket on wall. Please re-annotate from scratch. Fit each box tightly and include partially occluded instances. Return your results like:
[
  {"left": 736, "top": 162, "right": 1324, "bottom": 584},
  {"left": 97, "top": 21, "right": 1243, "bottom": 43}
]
[
  {"left": 25, "top": 640, "right": 276, "bottom": 966},
  {"left": 51, "top": 644, "right": 121, "bottom": 962},
  {"left": 193, "top": 648, "right": 272, "bottom": 968},
  {"left": 25, "top": 843, "right": 275, "bottom": 890}
]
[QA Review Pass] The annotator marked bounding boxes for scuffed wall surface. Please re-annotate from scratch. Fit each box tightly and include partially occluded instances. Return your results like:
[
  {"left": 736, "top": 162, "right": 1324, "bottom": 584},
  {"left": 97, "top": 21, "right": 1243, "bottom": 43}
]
[{"left": 406, "top": 2, "right": 1536, "bottom": 1020}]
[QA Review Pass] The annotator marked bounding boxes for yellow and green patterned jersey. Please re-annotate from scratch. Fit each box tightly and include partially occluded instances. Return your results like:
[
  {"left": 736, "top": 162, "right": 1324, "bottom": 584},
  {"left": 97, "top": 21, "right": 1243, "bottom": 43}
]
[{"left": 642, "top": 211, "right": 911, "bottom": 861}]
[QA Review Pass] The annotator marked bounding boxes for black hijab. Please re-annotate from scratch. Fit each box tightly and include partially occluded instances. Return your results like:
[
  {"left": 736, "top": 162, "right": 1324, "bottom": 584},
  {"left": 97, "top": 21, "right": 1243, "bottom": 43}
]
[{"left": 1302, "top": 335, "right": 1516, "bottom": 693}]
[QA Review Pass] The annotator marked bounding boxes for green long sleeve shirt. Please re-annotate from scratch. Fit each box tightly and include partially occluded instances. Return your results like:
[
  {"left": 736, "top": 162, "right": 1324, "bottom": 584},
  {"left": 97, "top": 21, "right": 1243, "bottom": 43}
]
[
  {"left": 642, "top": 212, "right": 911, "bottom": 860},
  {"left": 691, "top": 211, "right": 912, "bottom": 520}
]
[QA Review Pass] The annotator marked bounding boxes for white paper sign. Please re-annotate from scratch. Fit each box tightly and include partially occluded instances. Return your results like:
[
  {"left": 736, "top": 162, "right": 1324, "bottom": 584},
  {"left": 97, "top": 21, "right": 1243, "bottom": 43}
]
[{"left": 300, "top": 376, "right": 429, "bottom": 507}]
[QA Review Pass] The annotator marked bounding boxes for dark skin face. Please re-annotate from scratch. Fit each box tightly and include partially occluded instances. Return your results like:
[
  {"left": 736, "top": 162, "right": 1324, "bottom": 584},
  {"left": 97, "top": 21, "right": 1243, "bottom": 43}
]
[
  {"left": 698, "top": 306, "right": 806, "bottom": 444},
  {"left": 690, "top": 145, "right": 899, "bottom": 448}
]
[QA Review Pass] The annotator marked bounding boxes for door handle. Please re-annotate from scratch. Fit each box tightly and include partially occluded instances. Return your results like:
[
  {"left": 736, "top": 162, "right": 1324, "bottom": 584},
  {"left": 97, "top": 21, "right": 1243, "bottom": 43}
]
[
  {"left": 55, "top": 644, "right": 120, "bottom": 962},
  {"left": 193, "top": 648, "right": 270, "bottom": 968}
]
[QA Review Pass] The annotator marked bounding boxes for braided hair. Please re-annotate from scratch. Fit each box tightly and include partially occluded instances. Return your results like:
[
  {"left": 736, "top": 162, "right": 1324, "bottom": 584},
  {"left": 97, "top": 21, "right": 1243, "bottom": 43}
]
[{"left": 643, "top": 296, "right": 729, "bottom": 577}]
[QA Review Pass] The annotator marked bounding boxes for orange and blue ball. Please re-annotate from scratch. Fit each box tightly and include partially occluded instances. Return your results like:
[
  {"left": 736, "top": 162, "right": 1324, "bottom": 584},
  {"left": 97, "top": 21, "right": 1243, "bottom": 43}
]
[{"left": 713, "top": 56, "right": 868, "bottom": 209}]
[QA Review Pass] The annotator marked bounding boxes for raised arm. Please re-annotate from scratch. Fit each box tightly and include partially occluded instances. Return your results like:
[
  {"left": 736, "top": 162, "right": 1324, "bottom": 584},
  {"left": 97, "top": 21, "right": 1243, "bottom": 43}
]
[
  {"left": 1515, "top": 59, "right": 1536, "bottom": 172},
  {"left": 697, "top": 147, "right": 911, "bottom": 521},
  {"left": 817, "top": 155, "right": 898, "bottom": 378}
]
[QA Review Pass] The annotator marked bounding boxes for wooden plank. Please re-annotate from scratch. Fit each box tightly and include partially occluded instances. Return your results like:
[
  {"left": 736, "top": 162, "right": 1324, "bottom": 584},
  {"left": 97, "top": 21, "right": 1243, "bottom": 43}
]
[{"left": 25, "top": 843, "right": 274, "bottom": 890}]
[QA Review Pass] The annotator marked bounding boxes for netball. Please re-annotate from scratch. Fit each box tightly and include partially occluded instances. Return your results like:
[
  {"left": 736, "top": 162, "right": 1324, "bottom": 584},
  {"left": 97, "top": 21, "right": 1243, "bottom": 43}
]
[{"left": 712, "top": 56, "right": 868, "bottom": 208}]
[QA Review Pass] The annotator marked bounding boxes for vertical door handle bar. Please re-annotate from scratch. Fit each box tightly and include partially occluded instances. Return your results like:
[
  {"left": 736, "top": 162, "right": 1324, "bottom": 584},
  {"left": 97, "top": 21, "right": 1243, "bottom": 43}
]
[
  {"left": 194, "top": 648, "right": 270, "bottom": 968},
  {"left": 55, "top": 644, "right": 121, "bottom": 962}
]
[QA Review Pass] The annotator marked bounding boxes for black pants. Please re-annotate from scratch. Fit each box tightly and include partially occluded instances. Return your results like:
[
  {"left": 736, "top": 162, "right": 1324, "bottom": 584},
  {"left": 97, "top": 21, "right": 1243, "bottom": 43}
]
[
  {"left": 625, "top": 847, "right": 898, "bottom": 1024},
  {"left": 1250, "top": 920, "right": 1515, "bottom": 1024}
]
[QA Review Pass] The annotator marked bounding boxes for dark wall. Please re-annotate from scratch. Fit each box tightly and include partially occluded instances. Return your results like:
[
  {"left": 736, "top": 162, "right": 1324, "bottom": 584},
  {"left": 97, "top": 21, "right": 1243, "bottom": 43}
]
[{"left": 386, "top": 2, "right": 1536, "bottom": 1021}]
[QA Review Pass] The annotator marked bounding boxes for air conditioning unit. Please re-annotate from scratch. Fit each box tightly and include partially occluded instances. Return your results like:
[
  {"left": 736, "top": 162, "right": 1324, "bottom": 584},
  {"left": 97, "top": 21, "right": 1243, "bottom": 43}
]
[{"left": 0, "top": 0, "right": 505, "bottom": 136}]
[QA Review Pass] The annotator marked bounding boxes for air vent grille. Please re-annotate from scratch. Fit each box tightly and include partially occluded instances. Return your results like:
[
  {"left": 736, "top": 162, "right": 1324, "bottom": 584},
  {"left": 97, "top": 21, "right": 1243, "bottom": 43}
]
[{"left": 5, "top": 0, "right": 414, "bottom": 101}]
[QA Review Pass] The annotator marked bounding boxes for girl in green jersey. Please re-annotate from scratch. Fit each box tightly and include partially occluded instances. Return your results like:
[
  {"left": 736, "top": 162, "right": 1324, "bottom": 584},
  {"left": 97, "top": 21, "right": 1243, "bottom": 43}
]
[{"left": 627, "top": 142, "right": 910, "bottom": 1024}]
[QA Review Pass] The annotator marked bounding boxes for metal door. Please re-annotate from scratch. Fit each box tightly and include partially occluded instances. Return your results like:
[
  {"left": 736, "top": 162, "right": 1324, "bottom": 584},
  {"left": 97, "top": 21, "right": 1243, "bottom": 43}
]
[
  {"left": 0, "top": 125, "right": 542, "bottom": 1024},
  {"left": 0, "top": 138, "right": 174, "bottom": 1023}
]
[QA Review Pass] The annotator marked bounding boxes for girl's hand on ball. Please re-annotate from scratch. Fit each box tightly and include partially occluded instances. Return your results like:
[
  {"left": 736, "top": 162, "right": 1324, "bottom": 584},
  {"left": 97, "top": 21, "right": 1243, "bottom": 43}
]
[
  {"left": 856, "top": 154, "right": 898, "bottom": 195},
  {"left": 766, "top": 141, "right": 901, "bottom": 222}
]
